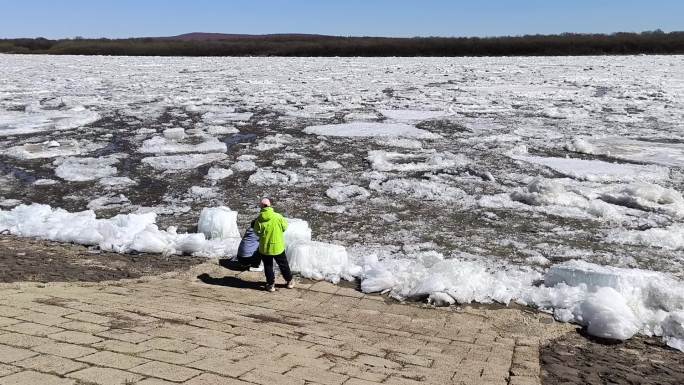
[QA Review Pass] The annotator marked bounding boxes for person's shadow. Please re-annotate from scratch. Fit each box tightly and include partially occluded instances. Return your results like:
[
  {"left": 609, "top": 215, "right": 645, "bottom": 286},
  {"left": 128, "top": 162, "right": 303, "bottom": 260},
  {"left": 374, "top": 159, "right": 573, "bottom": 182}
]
[{"left": 197, "top": 273, "right": 265, "bottom": 290}]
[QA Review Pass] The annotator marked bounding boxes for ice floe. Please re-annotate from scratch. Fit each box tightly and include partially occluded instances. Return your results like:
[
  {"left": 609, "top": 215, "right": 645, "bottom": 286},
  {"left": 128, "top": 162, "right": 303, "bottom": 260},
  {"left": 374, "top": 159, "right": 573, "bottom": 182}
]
[
  {"left": 367, "top": 150, "right": 469, "bottom": 172},
  {"left": 139, "top": 135, "right": 227, "bottom": 154},
  {"left": 567, "top": 136, "right": 684, "bottom": 167},
  {"left": 0, "top": 105, "right": 100, "bottom": 137},
  {"left": 515, "top": 155, "right": 670, "bottom": 183},
  {"left": 54, "top": 156, "right": 120, "bottom": 182},
  {"left": 4, "top": 140, "right": 106, "bottom": 159},
  {"left": 304, "top": 122, "right": 440, "bottom": 139},
  {"left": 142, "top": 153, "right": 227, "bottom": 171}
]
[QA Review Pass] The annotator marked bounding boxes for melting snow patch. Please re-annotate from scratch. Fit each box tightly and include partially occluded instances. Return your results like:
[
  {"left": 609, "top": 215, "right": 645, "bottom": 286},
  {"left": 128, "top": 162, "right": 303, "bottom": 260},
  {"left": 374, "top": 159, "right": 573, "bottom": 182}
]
[{"left": 303, "top": 122, "right": 440, "bottom": 139}]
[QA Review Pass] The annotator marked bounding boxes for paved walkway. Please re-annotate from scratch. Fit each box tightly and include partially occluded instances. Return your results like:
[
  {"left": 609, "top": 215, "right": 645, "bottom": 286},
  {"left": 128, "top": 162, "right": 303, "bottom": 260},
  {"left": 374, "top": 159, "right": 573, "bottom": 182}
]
[{"left": 0, "top": 264, "right": 569, "bottom": 385}]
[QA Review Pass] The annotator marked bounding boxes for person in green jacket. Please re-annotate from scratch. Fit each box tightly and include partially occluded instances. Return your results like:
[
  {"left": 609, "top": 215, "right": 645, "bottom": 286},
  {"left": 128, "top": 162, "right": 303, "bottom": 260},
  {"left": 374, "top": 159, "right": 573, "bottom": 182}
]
[{"left": 254, "top": 198, "right": 294, "bottom": 292}]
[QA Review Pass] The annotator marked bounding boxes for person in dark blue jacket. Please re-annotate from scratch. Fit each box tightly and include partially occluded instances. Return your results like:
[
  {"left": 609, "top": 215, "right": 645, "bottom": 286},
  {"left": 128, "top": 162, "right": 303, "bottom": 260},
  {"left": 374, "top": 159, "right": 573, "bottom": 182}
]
[{"left": 235, "top": 220, "right": 262, "bottom": 270}]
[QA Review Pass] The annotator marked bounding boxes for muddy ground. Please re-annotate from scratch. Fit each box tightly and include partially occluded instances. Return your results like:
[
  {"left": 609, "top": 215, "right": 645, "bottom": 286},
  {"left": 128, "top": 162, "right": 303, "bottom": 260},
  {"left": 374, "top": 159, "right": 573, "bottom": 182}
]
[
  {"left": 0, "top": 234, "right": 204, "bottom": 282},
  {"left": 0, "top": 234, "right": 682, "bottom": 384},
  {"left": 542, "top": 331, "right": 684, "bottom": 385}
]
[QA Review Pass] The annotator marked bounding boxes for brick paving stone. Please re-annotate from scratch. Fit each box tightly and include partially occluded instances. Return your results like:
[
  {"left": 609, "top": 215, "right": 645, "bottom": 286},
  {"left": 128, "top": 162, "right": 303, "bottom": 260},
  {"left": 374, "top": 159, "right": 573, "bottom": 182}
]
[
  {"left": 78, "top": 351, "right": 149, "bottom": 369},
  {"left": 183, "top": 373, "right": 252, "bottom": 385},
  {"left": 309, "top": 281, "right": 341, "bottom": 294},
  {"left": 139, "top": 349, "right": 200, "bottom": 365},
  {"left": 0, "top": 271, "right": 543, "bottom": 385},
  {"left": 0, "top": 332, "right": 50, "bottom": 348},
  {"left": 240, "top": 367, "right": 306, "bottom": 385},
  {"left": 382, "top": 376, "right": 425, "bottom": 385},
  {"left": 286, "top": 366, "right": 349, "bottom": 385},
  {"left": 334, "top": 287, "right": 365, "bottom": 299},
  {"left": 0, "top": 305, "right": 27, "bottom": 318},
  {"left": 92, "top": 340, "right": 151, "bottom": 354},
  {"left": 130, "top": 361, "right": 201, "bottom": 382},
  {"left": 301, "top": 333, "right": 344, "bottom": 347},
  {"left": 0, "top": 344, "right": 39, "bottom": 363},
  {"left": 185, "top": 346, "right": 247, "bottom": 362},
  {"left": 96, "top": 329, "right": 151, "bottom": 343},
  {"left": 135, "top": 378, "right": 178, "bottom": 385},
  {"left": 59, "top": 320, "right": 110, "bottom": 333},
  {"left": 15, "top": 311, "right": 66, "bottom": 326},
  {"left": 0, "top": 370, "right": 76, "bottom": 385},
  {"left": 354, "top": 354, "right": 402, "bottom": 369},
  {"left": 0, "top": 317, "right": 20, "bottom": 327},
  {"left": 32, "top": 306, "right": 78, "bottom": 318},
  {"left": 48, "top": 330, "right": 103, "bottom": 345},
  {"left": 344, "top": 379, "right": 383, "bottom": 385},
  {"left": 32, "top": 341, "right": 97, "bottom": 359},
  {"left": 0, "top": 363, "right": 20, "bottom": 376},
  {"left": 139, "top": 337, "right": 198, "bottom": 353},
  {"left": 329, "top": 363, "right": 389, "bottom": 383},
  {"left": 2, "top": 322, "right": 64, "bottom": 336},
  {"left": 15, "top": 354, "right": 88, "bottom": 375},
  {"left": 188, "top": 356, "right": 254, "bottom": 378},
  {"left": 67, "top": 367, "right": 143, "bottom": 385}
]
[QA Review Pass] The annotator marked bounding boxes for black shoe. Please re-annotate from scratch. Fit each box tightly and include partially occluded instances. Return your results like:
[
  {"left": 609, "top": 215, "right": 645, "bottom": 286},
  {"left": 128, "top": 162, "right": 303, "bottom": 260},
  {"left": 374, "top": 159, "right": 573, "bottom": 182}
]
[{"left": 219, "top": 259, "right": 250, "bottom": 271}]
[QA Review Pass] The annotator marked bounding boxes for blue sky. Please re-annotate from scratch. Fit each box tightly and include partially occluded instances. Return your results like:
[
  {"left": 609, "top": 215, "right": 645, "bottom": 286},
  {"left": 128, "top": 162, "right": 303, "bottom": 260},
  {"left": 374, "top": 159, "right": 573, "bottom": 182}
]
[{"left": 1, "top": 0, "right": 682, "bottom": 39}]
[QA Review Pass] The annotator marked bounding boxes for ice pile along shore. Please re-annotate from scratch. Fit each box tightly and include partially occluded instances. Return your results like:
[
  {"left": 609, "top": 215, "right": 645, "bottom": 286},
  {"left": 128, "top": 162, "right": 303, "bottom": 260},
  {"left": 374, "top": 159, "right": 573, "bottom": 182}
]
[{"left": 1, "top": 203, "right": 683, "bottom": 352}]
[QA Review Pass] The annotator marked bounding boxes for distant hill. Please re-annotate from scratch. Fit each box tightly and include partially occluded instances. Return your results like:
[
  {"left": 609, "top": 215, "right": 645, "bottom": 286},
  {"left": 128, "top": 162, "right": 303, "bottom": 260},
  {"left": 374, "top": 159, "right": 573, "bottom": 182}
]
[
  {"left": 159, "top": 32, "right": 334, "bottom": 41},
  {"left": 1, "top": 31, "right": 683, "bottom": 56}
]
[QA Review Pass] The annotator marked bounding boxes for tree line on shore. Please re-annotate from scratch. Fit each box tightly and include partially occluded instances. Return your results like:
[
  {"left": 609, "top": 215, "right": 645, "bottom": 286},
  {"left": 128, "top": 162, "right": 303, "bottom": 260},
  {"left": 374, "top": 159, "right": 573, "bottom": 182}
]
[{"left": 1, "top": 31, "right": 683, "bottom": 56}]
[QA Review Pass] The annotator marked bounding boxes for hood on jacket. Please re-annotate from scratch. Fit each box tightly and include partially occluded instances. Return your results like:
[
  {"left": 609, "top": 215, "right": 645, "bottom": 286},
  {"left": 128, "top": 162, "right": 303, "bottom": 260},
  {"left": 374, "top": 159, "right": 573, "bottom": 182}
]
[{"left": 257, "top": 207, "right": 276, "bottom": 222}]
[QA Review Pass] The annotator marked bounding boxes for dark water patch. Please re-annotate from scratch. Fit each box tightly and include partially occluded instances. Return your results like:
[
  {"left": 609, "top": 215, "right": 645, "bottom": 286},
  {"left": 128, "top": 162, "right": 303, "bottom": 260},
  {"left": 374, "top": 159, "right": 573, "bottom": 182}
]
[
  {"left": 0, "top": 160, "right": 38, "bottom": 184},
  {"left": 592, "top": 86, "right": 610, "bottom": 97},
  {"left": 222, "top": 133, "right": 257, "bottom": 149}
]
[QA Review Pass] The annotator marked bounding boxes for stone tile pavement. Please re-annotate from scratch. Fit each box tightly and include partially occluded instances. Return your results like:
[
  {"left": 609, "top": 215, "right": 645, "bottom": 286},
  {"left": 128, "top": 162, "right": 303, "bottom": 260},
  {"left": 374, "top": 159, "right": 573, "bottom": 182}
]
[{"left": 0, "top": 264, "right": 571, "bottom": 385}]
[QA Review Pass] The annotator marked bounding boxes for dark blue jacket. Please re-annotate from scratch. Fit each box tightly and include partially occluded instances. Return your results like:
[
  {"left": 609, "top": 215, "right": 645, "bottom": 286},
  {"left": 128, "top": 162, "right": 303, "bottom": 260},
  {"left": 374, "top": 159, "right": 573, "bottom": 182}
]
[{"left": 237, "top": 225, "right": 260, "bottom": 258}]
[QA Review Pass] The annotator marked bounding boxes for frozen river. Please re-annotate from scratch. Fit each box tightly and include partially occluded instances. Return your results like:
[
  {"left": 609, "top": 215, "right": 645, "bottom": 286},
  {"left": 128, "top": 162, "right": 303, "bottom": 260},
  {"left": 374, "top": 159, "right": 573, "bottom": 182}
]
[{"left": 1, "top": 55, "right": 684, "bottom": 348}]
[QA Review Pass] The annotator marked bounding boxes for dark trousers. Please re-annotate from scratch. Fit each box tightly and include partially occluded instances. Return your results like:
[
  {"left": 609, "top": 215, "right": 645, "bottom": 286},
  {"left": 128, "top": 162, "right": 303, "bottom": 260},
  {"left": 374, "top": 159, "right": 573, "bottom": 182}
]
[
  {"left": 262, "top": 252, "right": 293, "bottom": 285},
  {"left": 237, "top": 251, "right": 261, "bottom": 268}
]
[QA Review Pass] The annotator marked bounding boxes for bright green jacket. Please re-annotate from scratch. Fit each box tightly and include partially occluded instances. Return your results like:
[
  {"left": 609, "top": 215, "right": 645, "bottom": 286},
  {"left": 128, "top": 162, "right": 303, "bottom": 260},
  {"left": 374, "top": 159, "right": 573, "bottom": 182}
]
[{"left": 254, "top": 207, "right": 289, "bottom": 256}]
